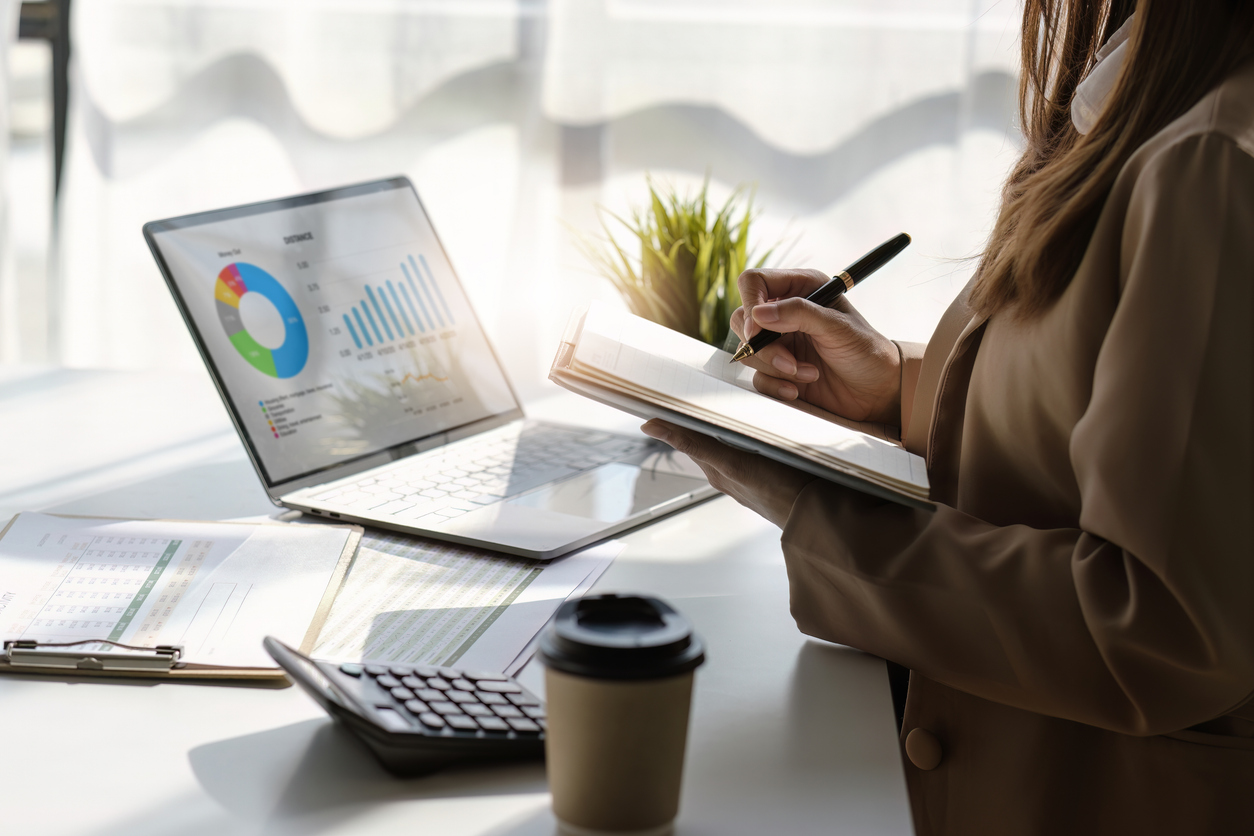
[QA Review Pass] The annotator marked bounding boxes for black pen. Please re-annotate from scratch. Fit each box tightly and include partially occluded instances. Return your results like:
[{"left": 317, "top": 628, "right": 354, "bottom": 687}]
[{"left": 731, "top": 232, "right": 912, "bottom": 363}]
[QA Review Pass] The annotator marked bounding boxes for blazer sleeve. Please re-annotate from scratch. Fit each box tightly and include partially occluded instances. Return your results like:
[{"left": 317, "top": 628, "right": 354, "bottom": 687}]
[
  {"left": 781, "top": 132, "right": 1254, "bottom": 736},
  {"left": 894, "top": 340, "right": 926, "bottom": 448}
]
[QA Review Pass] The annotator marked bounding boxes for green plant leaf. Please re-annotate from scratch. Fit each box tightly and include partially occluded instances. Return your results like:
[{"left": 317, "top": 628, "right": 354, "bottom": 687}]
[{"left": 576, "top": 174, "right": 788, "bottom": 345}]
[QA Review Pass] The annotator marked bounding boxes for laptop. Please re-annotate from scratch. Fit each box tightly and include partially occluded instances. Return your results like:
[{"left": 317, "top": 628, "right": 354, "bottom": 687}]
[{"left": 143, "top": 176, "right": 715, "bottom": 559}]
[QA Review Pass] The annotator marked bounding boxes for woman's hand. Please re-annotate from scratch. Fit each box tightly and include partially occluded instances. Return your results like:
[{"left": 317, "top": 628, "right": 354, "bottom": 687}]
[
  {"left": 732, "top": 268, "right": 902, "bottom": 425},
  {"left": 641, "top": 419, "right": 815, "bottom": 528}
]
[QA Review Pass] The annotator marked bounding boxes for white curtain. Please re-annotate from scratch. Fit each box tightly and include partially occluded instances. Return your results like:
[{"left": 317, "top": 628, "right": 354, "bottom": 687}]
[
  {"left": 57, "top": 0, "right": 1021, "bottom": 401},
  {"left": 0, "top": 0, "right": 17, "bottom": 361}
]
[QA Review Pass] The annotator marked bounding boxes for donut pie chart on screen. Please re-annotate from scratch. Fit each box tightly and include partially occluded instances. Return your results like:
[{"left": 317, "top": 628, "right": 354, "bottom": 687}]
[{"left": 214, "top": 262, "right": 309, "bottom": 378}]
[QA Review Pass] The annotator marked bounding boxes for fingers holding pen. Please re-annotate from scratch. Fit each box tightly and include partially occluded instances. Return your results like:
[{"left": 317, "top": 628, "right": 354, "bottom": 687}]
[
  {"left": 736, "top": 346, "right": 819, "bottom": 402},
  {"left": 730, "top": 306, "right": 750, "bottom": 342},
  {"left": 750, "top": 347, "right": 819, "bottom": 382},
  {"left": 737, "top": 268, "right": 829, "bottom": 307},
  {"left": 729, "top": 313, "right": 818, "bottom": 388},
  {"left": 751, "top": 296, "right": 844, "bottom": 340},
  {"left": 736, "top": 268, "right": 829, "bottom": 340},
  {"left": 731, "top": 307, "right": 818, "bottom": 403}
]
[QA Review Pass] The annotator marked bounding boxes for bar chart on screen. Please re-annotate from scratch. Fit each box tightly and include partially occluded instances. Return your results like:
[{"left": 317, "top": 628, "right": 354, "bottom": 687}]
[
  {"left": 338, "top": 253, "right": 457, "bottom": 351},
  {"left": 285, "top": 241, "right": 489, "bottom": 437},
  {"left": 304, "top": 245, "right": 487, "bottom": 421}
]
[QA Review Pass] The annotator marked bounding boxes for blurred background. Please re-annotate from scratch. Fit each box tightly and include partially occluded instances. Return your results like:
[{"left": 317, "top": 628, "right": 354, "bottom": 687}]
[{"left": 0, "top": 0, "right": 1022, "bottom": 402}]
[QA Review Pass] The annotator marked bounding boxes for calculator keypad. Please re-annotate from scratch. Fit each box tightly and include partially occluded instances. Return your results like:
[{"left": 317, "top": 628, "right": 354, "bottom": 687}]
[{"left": 343, "top": 662, "right": 546, "bottom": 737}]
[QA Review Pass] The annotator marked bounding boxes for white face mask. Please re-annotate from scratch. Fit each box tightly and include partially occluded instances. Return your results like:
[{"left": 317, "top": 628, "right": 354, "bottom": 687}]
[{"left": 1071, "top": 14, "right": 1136, "bottom": 135}]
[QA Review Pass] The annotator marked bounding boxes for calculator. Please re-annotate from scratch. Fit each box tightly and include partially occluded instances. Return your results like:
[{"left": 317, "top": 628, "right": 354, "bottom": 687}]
[{"left": 264, "top": 637, "right": 546, "bottom": 776}]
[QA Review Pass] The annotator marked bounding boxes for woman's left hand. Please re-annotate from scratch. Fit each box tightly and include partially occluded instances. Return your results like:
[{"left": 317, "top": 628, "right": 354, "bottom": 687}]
[{"left": 641, "top": 419, "right": 815, "bottom": 528}]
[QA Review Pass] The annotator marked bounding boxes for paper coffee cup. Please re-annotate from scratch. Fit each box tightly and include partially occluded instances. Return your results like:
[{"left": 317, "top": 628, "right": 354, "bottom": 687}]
[{"left": 539, "top": 593, "right": 705, "bottom": 835}]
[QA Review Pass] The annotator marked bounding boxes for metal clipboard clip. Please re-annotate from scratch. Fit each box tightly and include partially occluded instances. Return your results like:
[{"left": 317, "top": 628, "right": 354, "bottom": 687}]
[{"left": 3, "top": 639, "right": 183, "bottom": 672}]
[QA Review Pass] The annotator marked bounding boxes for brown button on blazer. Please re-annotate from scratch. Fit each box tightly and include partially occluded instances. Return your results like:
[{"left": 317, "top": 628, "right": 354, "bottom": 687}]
[{"left": 780, "top": 61, "right": 1254, "bottom": 835}]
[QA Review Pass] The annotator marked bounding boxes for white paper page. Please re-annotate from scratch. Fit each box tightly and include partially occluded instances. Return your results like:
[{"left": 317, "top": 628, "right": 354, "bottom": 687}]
[
  {"left": 501, "top": 548, "right": 617, "bottom": 676},
  {"left": 573, "top": 303, "right": 927, "bottom": 489},
  {"left": 0, "top": 513, "right": 352, "bottom": 668},
  {"left": 182, "top": 523, "right": 354, "bottom": 667},
  {"left": 458, "top": 542, "right": 619, "bottom": 674},
  {"left": 312, "top": 531, "right": 620, "bottom": 673}
]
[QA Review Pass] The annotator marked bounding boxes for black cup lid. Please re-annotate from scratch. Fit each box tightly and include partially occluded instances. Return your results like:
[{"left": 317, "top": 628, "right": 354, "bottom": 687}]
[{"left": 538, "top": 593, "right": 705, "bottom": 680}]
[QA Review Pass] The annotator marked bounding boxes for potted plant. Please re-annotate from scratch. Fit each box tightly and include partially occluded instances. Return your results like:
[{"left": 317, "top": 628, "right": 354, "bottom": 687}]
[{"left": 576, "top": 176, "right": 781, "bottom": 351}]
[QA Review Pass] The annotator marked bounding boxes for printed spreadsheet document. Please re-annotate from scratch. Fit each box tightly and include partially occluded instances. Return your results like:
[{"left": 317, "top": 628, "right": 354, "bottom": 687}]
[
  {"left": 0, "top": 513, "right": 356, "bottom": 669},
  {"left": 312, "top": 529, "right": 618, "bottom": 675}
]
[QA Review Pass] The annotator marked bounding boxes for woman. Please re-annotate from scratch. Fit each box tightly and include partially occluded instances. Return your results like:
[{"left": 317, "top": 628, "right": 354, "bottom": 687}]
[{"left": 641, "top": 2, "right": 1254, "bottom": 833}]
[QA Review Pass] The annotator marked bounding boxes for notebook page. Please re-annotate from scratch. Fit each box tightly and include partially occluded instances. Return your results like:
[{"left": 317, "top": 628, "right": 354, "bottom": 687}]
[{"left": 572, "top": 304, "right": 927, "bottom": 489}]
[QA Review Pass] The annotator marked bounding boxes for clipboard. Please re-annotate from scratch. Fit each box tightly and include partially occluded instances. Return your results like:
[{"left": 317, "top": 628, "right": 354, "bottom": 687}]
[{"left": 0, "top": 513, "right": 362, "bottom": 681}]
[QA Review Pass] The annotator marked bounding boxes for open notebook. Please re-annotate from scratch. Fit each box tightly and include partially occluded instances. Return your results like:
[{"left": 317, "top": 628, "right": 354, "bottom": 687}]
[{"left": 550, "top": 303, "right": 932, "bottom": 510}]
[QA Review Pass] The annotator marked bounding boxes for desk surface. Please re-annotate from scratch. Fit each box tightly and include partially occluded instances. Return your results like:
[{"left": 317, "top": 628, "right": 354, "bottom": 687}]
[{"left": 0, "top": 367, "right": 914, "bottom": 836}]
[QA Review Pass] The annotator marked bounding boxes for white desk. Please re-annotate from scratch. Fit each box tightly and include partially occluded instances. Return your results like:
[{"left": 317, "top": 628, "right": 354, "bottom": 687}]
[{"left": 0, "top": 367, "right": 914, "bottom": 836}]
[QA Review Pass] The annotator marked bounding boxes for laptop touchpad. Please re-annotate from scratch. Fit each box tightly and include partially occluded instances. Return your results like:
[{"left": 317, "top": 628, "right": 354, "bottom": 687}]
[{"left": 505, "top": 462, "right": 702, "bottom": 523}]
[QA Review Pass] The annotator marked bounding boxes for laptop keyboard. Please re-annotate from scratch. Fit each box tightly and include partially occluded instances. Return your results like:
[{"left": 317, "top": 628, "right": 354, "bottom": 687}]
[{"left": 306, "top": 424, "right": 649, "bottom": 526}]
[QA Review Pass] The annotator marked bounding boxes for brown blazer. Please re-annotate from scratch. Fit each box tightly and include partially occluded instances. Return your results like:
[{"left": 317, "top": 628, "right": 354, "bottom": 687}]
[{"left": 780, "top": 62, "right": 1254, "bottom": 834}]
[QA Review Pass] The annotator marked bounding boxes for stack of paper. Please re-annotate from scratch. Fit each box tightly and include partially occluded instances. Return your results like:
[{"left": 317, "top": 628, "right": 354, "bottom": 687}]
[{"left": 551, "top": 303, "right": 930, "bottom": 507}]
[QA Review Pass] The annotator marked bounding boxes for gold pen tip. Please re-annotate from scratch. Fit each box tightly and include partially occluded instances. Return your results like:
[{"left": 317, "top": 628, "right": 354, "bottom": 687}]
[{"left": 731, "top": 344, "right": 753, "bottom": 363}]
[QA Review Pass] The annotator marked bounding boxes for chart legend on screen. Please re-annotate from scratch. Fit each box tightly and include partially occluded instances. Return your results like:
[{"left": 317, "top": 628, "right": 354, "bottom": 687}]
[{"left": 260, "top": 401, "right": 278, "bottom": 438}]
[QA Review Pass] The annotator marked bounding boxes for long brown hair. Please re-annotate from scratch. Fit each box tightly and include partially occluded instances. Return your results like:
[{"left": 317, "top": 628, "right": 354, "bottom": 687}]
[{"left": 971, "top": 0, "right": 1254, "bottom": 318}]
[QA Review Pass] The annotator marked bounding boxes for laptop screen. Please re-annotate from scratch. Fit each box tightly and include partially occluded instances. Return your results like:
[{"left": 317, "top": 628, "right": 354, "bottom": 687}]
[{"left": 146, "top": 178, "right": 519, "bottom": 486}]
